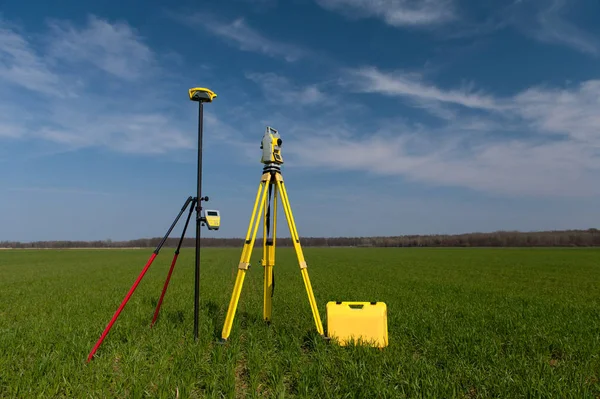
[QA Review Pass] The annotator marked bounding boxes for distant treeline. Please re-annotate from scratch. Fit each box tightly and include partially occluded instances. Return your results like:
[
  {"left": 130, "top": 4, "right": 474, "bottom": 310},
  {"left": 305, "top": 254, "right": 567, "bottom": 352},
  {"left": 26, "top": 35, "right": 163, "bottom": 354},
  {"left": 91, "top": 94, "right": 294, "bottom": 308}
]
[{"left": 2, "top": 229, "right": 600, "bottom": 248}]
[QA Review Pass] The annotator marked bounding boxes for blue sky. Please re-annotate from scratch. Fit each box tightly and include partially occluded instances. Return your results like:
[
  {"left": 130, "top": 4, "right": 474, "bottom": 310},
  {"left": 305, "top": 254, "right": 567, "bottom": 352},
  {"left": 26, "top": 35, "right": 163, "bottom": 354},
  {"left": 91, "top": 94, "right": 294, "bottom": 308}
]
[{"left": 1, "top": 0, "right": 599, "bottom": 241}]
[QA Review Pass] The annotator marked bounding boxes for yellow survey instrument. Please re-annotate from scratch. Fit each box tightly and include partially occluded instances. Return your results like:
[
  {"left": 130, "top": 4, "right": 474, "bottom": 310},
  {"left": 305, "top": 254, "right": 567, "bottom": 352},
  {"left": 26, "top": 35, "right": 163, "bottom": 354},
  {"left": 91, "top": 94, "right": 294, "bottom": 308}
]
[
  {"left": 260, "top": 126, "right": 283, "bottom": 164},
  {"left": 220, "top": 126, "right": 324, "bottom": 341}
]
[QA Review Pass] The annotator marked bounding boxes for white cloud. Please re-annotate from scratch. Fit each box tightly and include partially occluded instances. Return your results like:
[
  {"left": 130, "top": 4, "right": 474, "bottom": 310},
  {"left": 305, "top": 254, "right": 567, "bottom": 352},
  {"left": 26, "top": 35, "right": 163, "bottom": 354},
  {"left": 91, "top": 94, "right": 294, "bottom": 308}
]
[
  {"left": 208, "top": 69, "right": 600, "bottom": 198},
  {"left": 343, "top": 66, "right": 600, "bottom": 144},
  {"left": 532, "top": 0, "right": 599, "bottom": 57},
  {"left": 315, "top": 0, "right": 455, "bottom": 27},
  {"left": 46, "top": 15, "right": 157, "bottom": 80},
  {"left": 268, "top": 66, "right": 600, "bottom": 198},
  {"left": 2, "top": 11, "right": 599, "bottom": 200},
  {"left": 0, "top": 122, "right": 25, "bottom": 139},
  {"left": 0, "top": 19, "right": 65, "bottom": 96},
  {"left": 245, "top": 72, "right": 328, "bottom": 105},
  {"left": 286, "top": 127, "right": 600, "bottom": 198},
  {"left": 177, "top": 13, "right": 306, "bottom": 62},
  {"left": 37, "top": 110, "right": 194, "bottom": 154},
  {"left": 343, "top": 66, "right": 501, "bottom": 111},
  {"left": 513, "top": 80, "right": 600, "bottom": 144},
  {"left": 0, "top": 103, "right": 29, "bottom": 138},
  {"left": 0, "top": 15, "right": 193, "bottom": 154},
  {"left": 499, "top": 0, "right": 600, "bottom": 57}
]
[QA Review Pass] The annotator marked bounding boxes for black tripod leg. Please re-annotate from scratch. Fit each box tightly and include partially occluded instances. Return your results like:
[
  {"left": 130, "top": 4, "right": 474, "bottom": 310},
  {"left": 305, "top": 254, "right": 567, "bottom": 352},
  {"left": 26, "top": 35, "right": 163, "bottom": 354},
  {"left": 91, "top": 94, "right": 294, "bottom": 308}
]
[
  {"left": 151, "top": 197, "right": 197, "bottom": 327},
  {"left": 87, "top": 196, "right": 194, "bottom": 362}
]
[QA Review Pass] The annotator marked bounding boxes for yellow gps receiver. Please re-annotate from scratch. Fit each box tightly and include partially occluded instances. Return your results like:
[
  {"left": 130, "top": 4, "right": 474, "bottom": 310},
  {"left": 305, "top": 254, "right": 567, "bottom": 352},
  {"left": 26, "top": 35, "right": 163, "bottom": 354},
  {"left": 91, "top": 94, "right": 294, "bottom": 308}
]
[
  {"left": 202, "top": 210, "right": 220, "bottom": 230},
  {"left": 189, "top": 87, "right": 217, "bottom": 103}
]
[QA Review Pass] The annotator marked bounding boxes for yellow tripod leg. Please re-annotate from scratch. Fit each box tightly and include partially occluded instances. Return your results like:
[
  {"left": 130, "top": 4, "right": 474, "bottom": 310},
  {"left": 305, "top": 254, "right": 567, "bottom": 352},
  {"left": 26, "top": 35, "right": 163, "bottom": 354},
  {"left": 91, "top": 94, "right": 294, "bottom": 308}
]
[
  {"left": 262, "top": 181, "right": 268, "bottom": 318},
  {"left": 275, "top": 177, "right": 325, "bottom": 336},
  {"left": 263, "top": 181, "right": 276, "bottom": 321},
  {"left": 221, "top": 177, "right": 270, "bottom": 340}
]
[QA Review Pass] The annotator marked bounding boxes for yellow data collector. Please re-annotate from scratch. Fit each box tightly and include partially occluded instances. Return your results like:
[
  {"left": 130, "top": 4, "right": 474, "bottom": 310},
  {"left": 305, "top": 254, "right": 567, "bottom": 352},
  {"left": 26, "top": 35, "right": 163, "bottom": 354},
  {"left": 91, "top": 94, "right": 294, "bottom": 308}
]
[
  {"left": 203, "top": 210, "right": 220, "bottom": 230},
  {"left": 326, "top": 301, "right": 388, "bottom": 348}
]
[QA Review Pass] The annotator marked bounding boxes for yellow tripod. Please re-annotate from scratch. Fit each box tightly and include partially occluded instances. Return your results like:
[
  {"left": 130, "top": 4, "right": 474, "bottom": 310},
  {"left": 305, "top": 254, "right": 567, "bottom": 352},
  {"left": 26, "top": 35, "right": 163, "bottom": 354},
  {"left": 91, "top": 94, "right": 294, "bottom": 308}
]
[{"left": 221, "top": 127, "right": 324, "bottom": 341}]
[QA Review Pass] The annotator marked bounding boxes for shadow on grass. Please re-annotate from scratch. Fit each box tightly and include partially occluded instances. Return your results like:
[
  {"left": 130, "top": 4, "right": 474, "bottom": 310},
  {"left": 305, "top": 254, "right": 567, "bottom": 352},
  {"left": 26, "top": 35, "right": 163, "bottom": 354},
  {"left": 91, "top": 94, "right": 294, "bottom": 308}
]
[
  {"left": 299, "top": 329, "right": 332, "bottom": 354},
  {"left": 238, "top": 310, "right": 262, "bottom": 329},
  {"left": 203, "top": 300, "right": 222, "bottom": 340},
  {"left": 166, "top": 309, "right": 186, "bottom": 325}
]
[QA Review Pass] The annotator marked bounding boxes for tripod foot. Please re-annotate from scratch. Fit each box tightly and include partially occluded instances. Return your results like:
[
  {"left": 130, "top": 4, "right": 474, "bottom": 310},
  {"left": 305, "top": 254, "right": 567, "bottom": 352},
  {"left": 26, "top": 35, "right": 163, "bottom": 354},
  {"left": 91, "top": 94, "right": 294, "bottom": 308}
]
[{"left": 217, "top": 338, "right": 228, "bottom": 345}]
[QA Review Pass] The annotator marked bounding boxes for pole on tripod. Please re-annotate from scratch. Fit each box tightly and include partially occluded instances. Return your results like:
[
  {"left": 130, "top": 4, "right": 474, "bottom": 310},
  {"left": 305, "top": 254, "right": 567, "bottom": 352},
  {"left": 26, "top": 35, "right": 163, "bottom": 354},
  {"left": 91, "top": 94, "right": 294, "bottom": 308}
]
[
  {"left": 194, "top": 101, "right": 203, "bottom": 341},
  {"left": 189, "top": 87, "right": 217, "bottom": 341},
  {"left": 86, "top": 88, "right": 217, "bottom": 362}
]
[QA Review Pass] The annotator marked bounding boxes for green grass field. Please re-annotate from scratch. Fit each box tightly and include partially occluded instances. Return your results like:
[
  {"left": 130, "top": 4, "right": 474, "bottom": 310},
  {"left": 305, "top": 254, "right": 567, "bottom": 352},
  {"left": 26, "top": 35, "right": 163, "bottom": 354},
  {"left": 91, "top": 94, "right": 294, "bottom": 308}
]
[{"left": 1, "top": 247, "right": 599, "bottom": 398}]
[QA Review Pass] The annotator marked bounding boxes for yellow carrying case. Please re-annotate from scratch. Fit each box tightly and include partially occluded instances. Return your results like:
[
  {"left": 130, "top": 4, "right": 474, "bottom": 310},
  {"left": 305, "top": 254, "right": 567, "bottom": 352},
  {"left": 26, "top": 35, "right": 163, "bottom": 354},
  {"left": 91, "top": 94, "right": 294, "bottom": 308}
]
[{"left": 326, "top": 301, "right": 388, "bottom": 348}]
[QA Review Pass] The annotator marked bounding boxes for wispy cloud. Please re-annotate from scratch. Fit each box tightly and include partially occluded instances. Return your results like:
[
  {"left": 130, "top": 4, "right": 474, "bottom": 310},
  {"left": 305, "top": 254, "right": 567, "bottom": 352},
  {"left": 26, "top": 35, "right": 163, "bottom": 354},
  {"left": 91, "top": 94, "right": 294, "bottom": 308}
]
[
  {"left": 245, "top": 72, "right": 328, "bottom": 106},
  {"left": 230, "top": 65, "right": 600, "bottom": 198},
  {"left": 513, "top": 80, "right": 600, "bottom": 144},
  {"left": 342, "top": 66, "right": 501, "bottom": 111},
  {"left": 0, "top": 18, "right": 66, "bottom": 96},
  {"left": 176, "top": 13, "right": 307, "bottom": 62},
  {"left": 0, "top": 122, "right": 25, "bottom": 139},
  {"left": 46, "top": 15, "right": 158, "bottom": 80},
  {"left": 531, "top": 0, "right": 599, "bottom": 57},
  {"left": 266, "top": 66, "right": 600, "bottom": 198},
  {"left": 0, "top": 15, "right": 194, "bottom": 154},
  {"left": 501, "top": 0, "right": 600, "bottom": 57},
  {"left": 0, "top": 103, "right": 28, "bottom": 138},
  {"left": 314, "top": 0, "right": 598, "bottom": 58},
  {"left": 315, "top": 0, "right": 456, "bottom": 27},
  {"left": 286, "top": 123, "right": 600, "bottom": 198},
  {"left": 37, "top": 110, "right": 194, "bottom": 154},
  {"left": 342, "top": 65, "right": 600, "bottom": 147}
]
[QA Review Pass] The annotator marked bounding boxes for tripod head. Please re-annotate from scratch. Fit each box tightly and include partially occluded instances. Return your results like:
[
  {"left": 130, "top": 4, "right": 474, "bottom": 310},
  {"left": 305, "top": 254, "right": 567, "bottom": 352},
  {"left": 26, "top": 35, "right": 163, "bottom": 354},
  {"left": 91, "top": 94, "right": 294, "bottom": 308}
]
[{"left": 260, "top": 126, "right": 283, "bottom": 165}]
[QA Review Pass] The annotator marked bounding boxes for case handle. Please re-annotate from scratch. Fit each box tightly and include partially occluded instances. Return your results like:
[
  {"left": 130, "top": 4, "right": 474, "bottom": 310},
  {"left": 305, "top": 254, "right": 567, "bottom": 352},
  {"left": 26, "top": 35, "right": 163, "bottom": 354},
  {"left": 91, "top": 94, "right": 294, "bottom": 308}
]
[{"left": 334, "top": 301, "right": 378, "bottom": 308}]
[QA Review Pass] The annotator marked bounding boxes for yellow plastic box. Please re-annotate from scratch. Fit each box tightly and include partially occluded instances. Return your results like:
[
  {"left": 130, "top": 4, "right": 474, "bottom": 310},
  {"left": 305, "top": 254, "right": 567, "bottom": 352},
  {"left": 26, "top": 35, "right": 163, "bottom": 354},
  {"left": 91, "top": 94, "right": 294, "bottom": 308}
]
[{"left": 326, "top": 301, "right": 388, "bottom": 348}]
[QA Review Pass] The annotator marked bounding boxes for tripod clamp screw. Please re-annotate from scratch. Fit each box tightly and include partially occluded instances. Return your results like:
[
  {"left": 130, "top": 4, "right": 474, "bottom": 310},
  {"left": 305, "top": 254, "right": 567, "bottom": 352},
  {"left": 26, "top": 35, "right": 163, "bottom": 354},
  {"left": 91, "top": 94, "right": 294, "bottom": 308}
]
[{"left": 193, "top": 196, "right": 209, "bottom": 212}]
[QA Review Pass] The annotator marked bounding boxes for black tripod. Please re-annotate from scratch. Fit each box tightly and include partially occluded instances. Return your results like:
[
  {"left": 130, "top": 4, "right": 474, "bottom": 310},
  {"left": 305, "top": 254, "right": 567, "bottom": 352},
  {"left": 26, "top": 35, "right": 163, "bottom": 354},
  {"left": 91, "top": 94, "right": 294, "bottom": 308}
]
[{"left": 86, "top": 88, "right": 218, "bottom": 362}]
